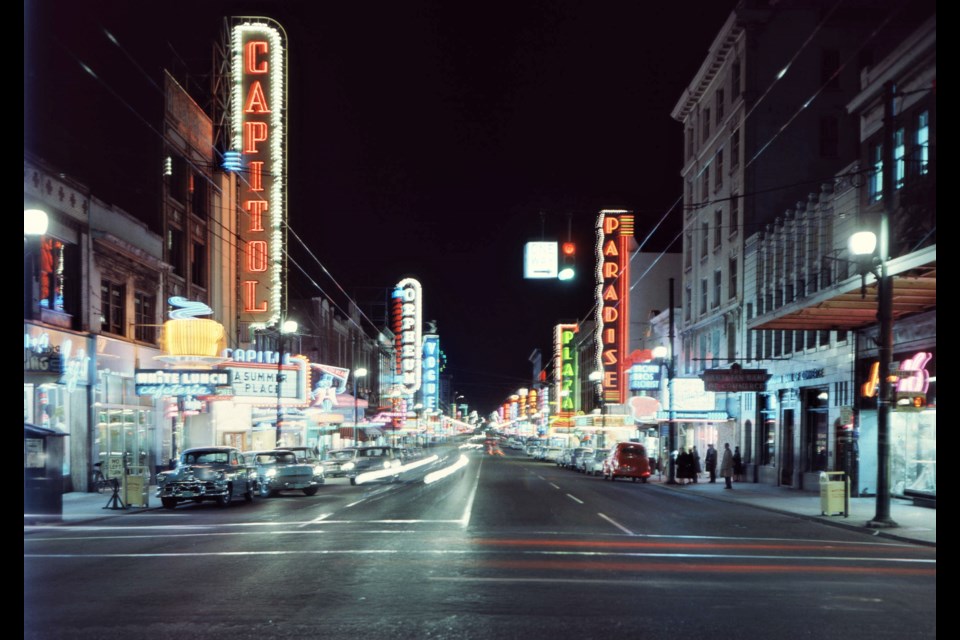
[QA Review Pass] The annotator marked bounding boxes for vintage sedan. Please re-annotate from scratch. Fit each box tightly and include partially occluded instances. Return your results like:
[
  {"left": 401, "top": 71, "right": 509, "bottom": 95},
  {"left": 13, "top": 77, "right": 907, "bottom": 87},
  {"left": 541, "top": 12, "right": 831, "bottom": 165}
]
[
  {"left": 243, "top": 450, "right": 325, "bottom": 497},
  {"left": 157, "top": 446, "right": 256, "bottom": 509},
  {"left": 320, "top": 448, "right": 361, "bottom": 479}
]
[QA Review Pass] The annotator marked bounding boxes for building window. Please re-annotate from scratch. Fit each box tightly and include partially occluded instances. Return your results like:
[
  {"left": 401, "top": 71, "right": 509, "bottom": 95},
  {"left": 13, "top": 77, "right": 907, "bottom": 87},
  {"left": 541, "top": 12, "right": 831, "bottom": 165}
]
[
  {"left": 39, "top": 238, "right": 66, "bottom": 312},
  {"left": 686, "top": 128, "right": 695, "bottom": 160},
  {"left": 685, "top": 285, "right": 692, "bottom": 321},
  {"left": 795, "top": 329, "right": 805, "bottom": 352},
  {"left": 168, "top": 227, "right": 185, "bottom": 278},
  {"left": 700, "top": 278, "right": 708, "bottom": 316},
  {"left": 868, "top": 142, "right": 883, "bottom": 202},
  {"left": 191, "top": 171, "right": 208, "bottom": 219},
  {"left": 134, "top": 292, "right": 156, "bottom": 343},
  {"left": 820, "top": 116, "right": 839, "bottom": 158},
  {"left": 191, "top": 242, "right": 206, "bottom": 288},
  {"left": 714, "top": 209, "right": 723, "bottom": 248},
  {"left": 716, "top": 89, "right": 724, "bottom": 123},
  {"left": 701, "top": 168, "right": 709, "bottom": 200},
  {"left": 894, "top": 127, "right": 906, "bottom": 189},
  {"left": 729, "top": 256, "right": 738, "bottom": 298},
  {"left": 916, "top": 110, "right": 929, "bottom": 175},
  {"left": 702, "top": 108, "right": 710, "bottom": 142},
  {"left": 821, "top": 49, "right": 840, "bottom": 89},
  {"left": 731, "top": 60, "right": 741, "bottom": 99},
  {"left": 168, "top": 155, "right": 188, "bottom": 203},
  {"left": 713, "top": 269, "right": 721, "bottom": 308},
  {"left": 685, "top": 233, "right": 693, "bottom": 269},
  {"left": 701, "top": 222, "right": 709, "bottom": 259},
  {"left": 730, "top": 194, "right": 739, "bottom": 236},
  {"left": 101, "top": 279, "right": 125, "bottom": 336},
  {"left": 715, "top": 149, "right": 723, "bottom": 191},
  {"left": 731, "top": 128, "right": 740, "bottom": 168}
]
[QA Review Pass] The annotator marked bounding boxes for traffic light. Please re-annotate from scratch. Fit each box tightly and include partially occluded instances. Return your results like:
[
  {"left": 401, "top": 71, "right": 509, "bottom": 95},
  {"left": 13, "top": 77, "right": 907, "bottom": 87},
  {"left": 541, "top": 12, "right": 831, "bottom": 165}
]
[{"left": 558, "top": 242, "right": 576, "bottom": 280}]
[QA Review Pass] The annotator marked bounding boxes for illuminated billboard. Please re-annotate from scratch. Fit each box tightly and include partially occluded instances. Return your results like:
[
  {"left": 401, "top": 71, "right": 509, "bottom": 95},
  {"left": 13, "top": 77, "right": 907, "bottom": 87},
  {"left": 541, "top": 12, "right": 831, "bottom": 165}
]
[
  {"left": 595, "top": 210, "right": 635, "bottom": 404},
  {"left": 392, "top": 278, "right": 423, "bottom": 395},
  {"left": 553, "top": 323, "right": 578, "bottom": 416},
  {"left": 232, "top": 18, "right": 287, "bottom": 329}
]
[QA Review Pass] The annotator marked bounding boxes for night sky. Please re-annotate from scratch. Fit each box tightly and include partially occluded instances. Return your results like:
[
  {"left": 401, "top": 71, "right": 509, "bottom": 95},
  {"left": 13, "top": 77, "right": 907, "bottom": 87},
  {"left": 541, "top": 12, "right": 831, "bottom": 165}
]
[{"left": 24, "top": 0, "right": 735, "bottom": 412}]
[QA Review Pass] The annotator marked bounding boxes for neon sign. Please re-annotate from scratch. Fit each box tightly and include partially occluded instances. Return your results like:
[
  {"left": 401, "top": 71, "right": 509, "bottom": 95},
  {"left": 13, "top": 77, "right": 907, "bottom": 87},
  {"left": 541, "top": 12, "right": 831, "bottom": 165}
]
[
  {"left": 554, "top": 323, "right": 579, "bottom": 414},
  {"left": 422, "top": 335, "right": 440, "bottom": 411},
  {"left": 595, "top": 210, "right": 634, "bottom": 404},
  {"left": 862, "top": 351, "right": 933, "bottom": 398},
  {"left": 232, "top": 19, "right": 286, "bottom": 328},
  {"left": 392, "top": 278, "right": 422, "bottom": 395}
]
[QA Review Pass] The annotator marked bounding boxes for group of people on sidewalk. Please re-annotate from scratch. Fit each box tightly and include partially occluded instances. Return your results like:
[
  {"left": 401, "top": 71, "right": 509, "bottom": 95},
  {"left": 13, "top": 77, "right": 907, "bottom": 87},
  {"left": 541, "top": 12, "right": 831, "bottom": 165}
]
[{"left": 675, "top": 443, "right": 743, "bottom": 488}]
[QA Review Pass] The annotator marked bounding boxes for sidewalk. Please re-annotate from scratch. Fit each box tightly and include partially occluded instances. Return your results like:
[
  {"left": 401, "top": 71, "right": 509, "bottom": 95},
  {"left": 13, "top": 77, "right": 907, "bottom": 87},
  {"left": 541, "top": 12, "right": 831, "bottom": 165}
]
[
  {"left": 649, "top": 474, "right": 936, "bottom": 547},
  {"left": 32, "top": 478, "right": 936, "bottom": 547}
]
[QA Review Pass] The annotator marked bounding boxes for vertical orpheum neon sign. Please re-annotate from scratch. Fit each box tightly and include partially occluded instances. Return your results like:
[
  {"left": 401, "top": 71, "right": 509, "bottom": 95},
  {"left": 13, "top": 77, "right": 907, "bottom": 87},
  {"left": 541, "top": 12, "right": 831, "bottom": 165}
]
[
  {"left": 422, "top": 335, "right": 440, "bottom": 411},
  {"left": 554, "top": 323, "right": 579, "bottom": 417},
  {"left": 232, "top": 18, "right": 286, "bottom": 329},
  {"left": 392, "top": 278, "right": 423, "bottom": 395},
  {"left": 595, "top": 210, "right": 635, "bottom": 405}
]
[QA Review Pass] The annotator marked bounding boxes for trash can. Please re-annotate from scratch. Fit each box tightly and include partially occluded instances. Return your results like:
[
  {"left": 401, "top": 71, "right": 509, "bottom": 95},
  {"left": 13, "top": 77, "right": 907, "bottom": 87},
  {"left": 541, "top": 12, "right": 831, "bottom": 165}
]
[
  {"left": 819, "top": 471, "right": 849, "bottom": 517},
  {"left": 125, "top": 466, "right": 149, "bottom": 508}
]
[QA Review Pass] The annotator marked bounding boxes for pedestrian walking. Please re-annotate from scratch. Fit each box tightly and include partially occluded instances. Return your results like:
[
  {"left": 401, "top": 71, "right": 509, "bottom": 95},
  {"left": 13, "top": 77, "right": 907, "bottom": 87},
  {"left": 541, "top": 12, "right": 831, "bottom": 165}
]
[
  {"left": 692, "top": 446, "right": 702, "bottom": 482},
  {"left": 720, "top": 443, "right": 734, "bottom": 489},
  {"left": 705, "top": 444, "right": 718, "bottom": 483},
  {"left": 733, "top": 446, "right": 743, "bottom": 482},
  {"left": 676, "top": 448, "right": 693, "bottom": 484}
]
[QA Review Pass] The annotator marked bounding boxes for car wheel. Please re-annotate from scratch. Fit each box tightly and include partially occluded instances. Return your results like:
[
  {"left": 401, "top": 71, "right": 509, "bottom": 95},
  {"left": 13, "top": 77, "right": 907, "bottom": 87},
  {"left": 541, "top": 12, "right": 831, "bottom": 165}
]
[
  {"left": 349, "top": 477, "right": 357, "bottom": 486},
  {"left": 303, "top": 487, "right": 319, "bottom": 496},
  {"left": 161, "top": 497, "right": 178, "bottom": 510},
  {"left": 217, "top": 485, "right": 232, "bottom": 507},
  {"left": 641, "top": 477, "right": 648, "bottom": 484},
  {"left": 259, "top": 482, "right": 272, "bottom": 498},
  {"left": 244, "top": 484, "right": 255, "bottom": 502},
  {"left": 632, "top": 477, "right": 638, "bottom": 483}
]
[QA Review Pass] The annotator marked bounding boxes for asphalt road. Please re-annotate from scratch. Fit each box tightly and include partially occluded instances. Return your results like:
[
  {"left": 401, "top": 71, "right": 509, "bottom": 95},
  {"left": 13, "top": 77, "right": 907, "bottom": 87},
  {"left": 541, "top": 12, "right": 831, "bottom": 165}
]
[{"left": 24, "top": 443, "right": 936, "bottom": 640}]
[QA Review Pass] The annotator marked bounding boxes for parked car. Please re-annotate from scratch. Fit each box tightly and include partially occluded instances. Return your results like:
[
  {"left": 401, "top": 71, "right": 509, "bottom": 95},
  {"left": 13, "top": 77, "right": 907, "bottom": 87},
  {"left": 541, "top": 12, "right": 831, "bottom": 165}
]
[
  {"left": 542, "top": 446, "right": 563, "bottom": 462},
  {"left": 584, "top": 449, "right": 610, "bottom": 476},
  {"left": 602, "top": 442, "right": 652, "bottom": 482},
  {"left": 157, "top": 447, "right": 256, "bottom": 509},
  {"left": 569, "top": 447, "right": 594, "bottom": 472},
  {"left": 285, "top": 446, "right": 322, "bottom": 465},
  {"left": 242, "top": 450, "right": 324, "bottom": 497}
]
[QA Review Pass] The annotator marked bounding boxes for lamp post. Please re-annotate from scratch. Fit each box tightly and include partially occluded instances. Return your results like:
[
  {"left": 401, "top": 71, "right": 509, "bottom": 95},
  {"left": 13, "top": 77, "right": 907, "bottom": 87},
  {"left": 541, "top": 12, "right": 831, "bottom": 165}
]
[
  {"left": 653, "top": 345, "right": 677, "bottom": 484},
  {"left": 588, "top": 371, "right": 605, "bottom": 448},
  {"left": 352, "top": 367, "right": 368, "bottom": 447},
  {"left": 275, "top": 319, "right": 298, "bottom": 448}
]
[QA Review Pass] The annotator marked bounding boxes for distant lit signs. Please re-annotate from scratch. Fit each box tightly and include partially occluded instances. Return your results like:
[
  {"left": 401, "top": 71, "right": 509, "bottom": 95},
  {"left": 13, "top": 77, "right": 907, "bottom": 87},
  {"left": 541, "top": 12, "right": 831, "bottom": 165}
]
[
  {"left": 392, "top": 278, "right": 423, "bottom": 395},
  {"left": 628, "top": 363, "right": 661, "bottom": 391},
  {"left": 24, "top": 328, "right": 90, "bottom": 390},
  {"left": 595, "top": 210, "right": 635, "bottom": 404},
  {"left": 135, "top": 370, "right": 230, "bottom": 397},
  {"left": 223, "top": 359, "right": 309, "bottom": 404},
  {"left": 554, "top": 323, "right": 579, "bottom": 414},
  {"left": 310, "top": 363, "right": 349, "bottom": 411},
  {"left": 524, "top": 241, "right": 558, "bottom": 279},
  {"left": 701, "top": 364, "right": 770, "bottom": 392},
  {"left": 422, "top": 335, "right": 440, "bottom": 410},
  {"left": 862, "top": 351, "right": 933, "bottom": 399},
  {"left": 232, "top": 18, "right": 287, "bottom": 328}
]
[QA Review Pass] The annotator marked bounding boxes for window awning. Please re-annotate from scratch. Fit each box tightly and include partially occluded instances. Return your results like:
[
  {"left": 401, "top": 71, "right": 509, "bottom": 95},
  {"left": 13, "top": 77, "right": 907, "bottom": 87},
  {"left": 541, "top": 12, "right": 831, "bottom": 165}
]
[{"left": 748, "top": 246, "right": 936, "bottom": 331}]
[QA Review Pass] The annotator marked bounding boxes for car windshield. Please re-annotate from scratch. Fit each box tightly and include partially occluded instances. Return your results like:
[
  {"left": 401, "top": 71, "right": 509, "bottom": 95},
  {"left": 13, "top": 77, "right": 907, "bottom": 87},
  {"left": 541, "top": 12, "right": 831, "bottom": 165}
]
[
  {"left": 184, "top": 451, "right": 229, "bottom": 464},
  {"left": 325, "top": 450, "right": 356, "bottom": 461}
]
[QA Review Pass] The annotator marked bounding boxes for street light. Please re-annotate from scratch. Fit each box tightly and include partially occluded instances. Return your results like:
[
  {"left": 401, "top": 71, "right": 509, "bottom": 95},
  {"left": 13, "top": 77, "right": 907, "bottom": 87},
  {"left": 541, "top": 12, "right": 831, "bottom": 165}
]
[
  {"left": 352, "top": 367, "right": 368, "bottom": 446},
  {"left": 275, "top": 319, "right": 298, "bottom": 447}
]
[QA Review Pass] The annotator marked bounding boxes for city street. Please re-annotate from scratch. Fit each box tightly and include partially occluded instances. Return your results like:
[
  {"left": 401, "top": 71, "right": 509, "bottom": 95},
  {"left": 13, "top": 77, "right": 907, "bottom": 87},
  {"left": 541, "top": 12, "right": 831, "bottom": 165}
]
[{"left": 25, "top": 445, "right": 936, "bottom": 640}]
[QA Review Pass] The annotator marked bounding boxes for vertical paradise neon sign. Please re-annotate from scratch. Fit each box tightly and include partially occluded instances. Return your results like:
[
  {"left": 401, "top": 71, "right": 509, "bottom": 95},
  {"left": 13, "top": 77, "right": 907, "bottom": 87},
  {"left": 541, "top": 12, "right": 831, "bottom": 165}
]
[
  {"left": 232, "top": 18, "right": 287, "bottom": 329},
  {"left": 554, "top": 323, "right": 579, "bottom": 416},
  {"left": 595, "top": 210, "right": 635, "bottom": 405}
]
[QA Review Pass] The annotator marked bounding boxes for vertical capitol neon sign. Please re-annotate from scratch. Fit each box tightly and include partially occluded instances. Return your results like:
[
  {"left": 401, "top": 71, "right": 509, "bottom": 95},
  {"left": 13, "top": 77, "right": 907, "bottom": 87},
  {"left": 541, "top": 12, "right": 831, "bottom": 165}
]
[
  {"left": 595, "top": 210, "right": 635, "bottom": 405},
  {"left": 232, "top": 18, "right": 287, "bottom": 329},
  {"left": 392, "top": 278, "right": 423, "bottom": 395}
]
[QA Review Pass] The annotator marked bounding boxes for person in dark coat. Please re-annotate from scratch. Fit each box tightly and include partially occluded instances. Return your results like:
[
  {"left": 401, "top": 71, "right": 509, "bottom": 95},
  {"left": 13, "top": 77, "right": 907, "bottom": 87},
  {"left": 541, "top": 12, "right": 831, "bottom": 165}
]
[
  {"left": 692, "top": 446, "right": 702, "bottom": 483},
  {"left": 705, "top": 444, "right": 718, "bottom": 483},
  {"left": 733, "top": 446, "right": 744, "bottom": 482},
  {"left": 720, "top": 443, "right": 734, "bottom": 489},
  {"left": 676, "top": 448, "right": 693, "bottom": 484}
]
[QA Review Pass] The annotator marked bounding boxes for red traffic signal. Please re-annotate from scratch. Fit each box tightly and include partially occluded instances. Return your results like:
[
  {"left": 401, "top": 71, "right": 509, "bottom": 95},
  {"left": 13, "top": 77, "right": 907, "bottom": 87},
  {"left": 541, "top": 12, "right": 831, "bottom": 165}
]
[{"left": 562, "top": 242, "right": 576, "bottom": 256}]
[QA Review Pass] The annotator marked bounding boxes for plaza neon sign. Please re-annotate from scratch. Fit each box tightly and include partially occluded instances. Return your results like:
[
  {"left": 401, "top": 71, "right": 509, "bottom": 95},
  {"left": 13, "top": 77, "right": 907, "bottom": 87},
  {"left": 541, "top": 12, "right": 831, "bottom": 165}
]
[
  {"left": 595, "top": 211, "right": 634, "bottom": 404},
  {"left": 392, "top": 278, "right": 423, "bottom": 395},
  {"left": 232, "top": 19, "right": 286, "bottom": 328},
  {"left": 554, "top": 323, "right": 579, "bottom": 414}
]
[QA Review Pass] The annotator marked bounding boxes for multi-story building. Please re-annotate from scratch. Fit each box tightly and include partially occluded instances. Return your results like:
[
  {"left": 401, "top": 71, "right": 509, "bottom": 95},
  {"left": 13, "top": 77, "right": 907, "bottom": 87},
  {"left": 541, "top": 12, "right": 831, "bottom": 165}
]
[{"left": 670, "top": 0, "right": 917, "bottom": 472}]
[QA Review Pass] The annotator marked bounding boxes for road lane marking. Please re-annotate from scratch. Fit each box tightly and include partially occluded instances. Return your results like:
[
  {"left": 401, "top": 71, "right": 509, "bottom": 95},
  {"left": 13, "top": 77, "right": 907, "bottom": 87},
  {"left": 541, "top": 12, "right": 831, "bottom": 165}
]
[
  {"left": 566, "top": 494, "right": 584, "bottom": 504},
  {"left": 459, "top": 455, "right": 483, "bottom": 528},
  {"left": 598, "top": 513, "right": 634, "bottom": 535},
  {"left": 299, "top": 512, "right": 332, "bottom": 528},
  {"left": 549, "top": 483, "right": 560, "bottom": 490}
]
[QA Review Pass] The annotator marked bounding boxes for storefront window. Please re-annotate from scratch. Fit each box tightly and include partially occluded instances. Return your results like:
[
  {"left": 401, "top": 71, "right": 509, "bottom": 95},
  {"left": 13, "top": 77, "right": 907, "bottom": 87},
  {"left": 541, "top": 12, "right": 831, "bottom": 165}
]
[
  {"left": 95, "top": 372, "right": 156, "bottom": 481},
  {"left": 891, "top": 409, "right": 936, "bottom": 497},
  {"left": 804, "top": 388, "right": 829, "bottom": 472}
]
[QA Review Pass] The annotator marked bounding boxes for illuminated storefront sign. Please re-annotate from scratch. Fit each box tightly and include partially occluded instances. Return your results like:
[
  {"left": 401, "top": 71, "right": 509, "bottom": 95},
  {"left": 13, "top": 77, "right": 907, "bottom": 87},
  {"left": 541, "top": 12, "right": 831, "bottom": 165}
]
[
  {"left": 628, "top": 363, "right": 661, "bottom": 390},
  {"left": 392, "top": 278, "right": 422, "bottom": 395},
  {"left": 595, "top": 210, "right": 635, "bottom": 404},
  {"left": 422, "top": 335, "right": 440, "bottom": 411},
  {"left": 862, "top": 351, "right": 934, "bottom": 398},
  {"left": 135, "top": 370, "right": 229, "bottom": 397},
  {"left": 310, "top": 363, "right": 349, "bottom": 411},
  {"left": 222, "top": 359, "right": 309, "bottom": 404},
  {"left": 232, "top": 18, "right": 287, "bottom": 328},
  {"left": 162, "top": 297, "right": 226, "bottom": 358},
  {"left": 553, "top": 323, "right": 579, "bottom": 415}
]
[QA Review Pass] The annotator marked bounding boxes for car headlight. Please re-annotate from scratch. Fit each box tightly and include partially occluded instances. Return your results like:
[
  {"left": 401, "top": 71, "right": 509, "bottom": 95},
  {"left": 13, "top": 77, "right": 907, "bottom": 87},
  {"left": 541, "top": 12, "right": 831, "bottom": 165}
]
[
  {"left": 265, "top": 468, "right": 277, "bottom": 478},
  {"left": 383, "top": 460, "right": 394, "bottom": 469},
  {"left": 342, "top": 462, "right": 355, "bottom": 471},
  {"left": 313, "top": 465, "right": 323, "bottom": 475}
]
